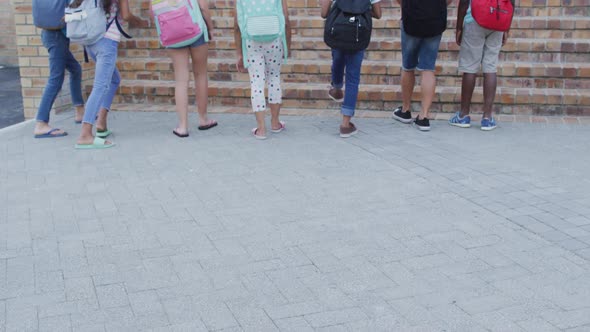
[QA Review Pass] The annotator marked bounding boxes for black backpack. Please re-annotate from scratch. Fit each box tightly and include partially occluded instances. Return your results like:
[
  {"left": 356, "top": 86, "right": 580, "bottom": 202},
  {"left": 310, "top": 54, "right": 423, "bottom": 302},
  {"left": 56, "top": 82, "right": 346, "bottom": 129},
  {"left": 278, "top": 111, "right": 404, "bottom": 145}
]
[
  {"left": 324, "top": 0, "right": 373, "bottom": 53},
  {"left": 402, "top": 0, "right": 447, "bottom": 38}
]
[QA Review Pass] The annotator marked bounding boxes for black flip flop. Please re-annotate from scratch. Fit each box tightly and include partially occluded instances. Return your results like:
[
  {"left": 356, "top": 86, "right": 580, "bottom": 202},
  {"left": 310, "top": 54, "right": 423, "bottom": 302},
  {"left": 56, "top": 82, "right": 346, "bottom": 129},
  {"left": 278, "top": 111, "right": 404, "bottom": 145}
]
[
  {"left": 173, "top": 129, "right": 189, "bottom": 138},
  {"left": 198, "top": 121, "right": 218, "bottom": 130}
]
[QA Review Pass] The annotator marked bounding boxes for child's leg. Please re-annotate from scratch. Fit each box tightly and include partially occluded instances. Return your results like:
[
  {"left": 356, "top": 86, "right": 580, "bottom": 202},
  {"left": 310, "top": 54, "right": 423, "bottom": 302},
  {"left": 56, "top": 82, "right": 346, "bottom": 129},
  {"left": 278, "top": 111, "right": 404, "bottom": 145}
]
[
  {"left": 168, "top": 47, "right": 190, "bottom": 134},
  {"left": 416, "top": 33, "right": 442, "bottom": 119},
  {"left": 401, "top": 70, "right": 416, "bottom": 113},
  {"left": 458, "top": 22, "right": 486, "bottom": 116},
  {"left": 331, "top": 49, "right": 345, "bottom": 90},
  {"left": 265, "top": 38, "right": 284, "bottom": 130},
  {"left": 419, "top": 70, "right": 436, "bottom": 119},
  {"left": 96, "top": 68, "right": 121, "bottom": 131},
  {"left": 189, "top": 42, "right": 213, "bottom": 126},
  {"left": 246, "top": 41, "right": 268, "bottom": 135},
  {"left": 481, "top": 30, "right": 503, "bottom": 119},
  {"left": 78, "top": 38, "right": 118, "bottom": 145},
  {"left": 400, "top": 25, "right": 420, "bottom": 113},
  {"left": 341, "top": 50, "right": 365, "bottom": 127},
  {"left": 460, "top": 73, "right": 477, "bottom": 117},
  {"left": 482, "top": 73, "right": 497, "bottom": 119}
]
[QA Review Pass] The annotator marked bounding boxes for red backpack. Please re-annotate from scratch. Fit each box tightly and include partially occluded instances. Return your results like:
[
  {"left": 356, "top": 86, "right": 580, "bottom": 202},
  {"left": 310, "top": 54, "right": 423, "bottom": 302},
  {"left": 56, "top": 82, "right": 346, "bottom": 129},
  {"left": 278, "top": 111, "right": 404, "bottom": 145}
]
[{"left": 471, "top": 0, "right": 514, "bottom": 32}]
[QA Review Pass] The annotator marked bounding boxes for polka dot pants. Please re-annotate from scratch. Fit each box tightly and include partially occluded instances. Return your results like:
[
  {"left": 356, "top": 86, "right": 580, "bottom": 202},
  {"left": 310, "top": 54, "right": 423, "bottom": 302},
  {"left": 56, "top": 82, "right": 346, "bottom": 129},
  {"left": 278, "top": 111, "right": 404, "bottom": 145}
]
[{"left": 246, "top": 38, "right": 284, "bottom": 113}]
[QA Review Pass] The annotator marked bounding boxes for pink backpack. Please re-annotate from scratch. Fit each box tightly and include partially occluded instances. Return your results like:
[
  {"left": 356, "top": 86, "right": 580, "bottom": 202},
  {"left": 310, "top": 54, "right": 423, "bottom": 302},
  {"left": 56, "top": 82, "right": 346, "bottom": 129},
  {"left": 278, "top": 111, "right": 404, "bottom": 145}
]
[{"left": 151, "top": 0, "right": 207, "bottom": 47}]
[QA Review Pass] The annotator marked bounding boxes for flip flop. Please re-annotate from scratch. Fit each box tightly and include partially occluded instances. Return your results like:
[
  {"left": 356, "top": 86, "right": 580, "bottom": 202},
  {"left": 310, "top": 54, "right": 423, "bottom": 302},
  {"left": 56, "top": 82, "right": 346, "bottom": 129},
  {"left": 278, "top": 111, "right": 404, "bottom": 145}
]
[
  {"left": 75, "top": 137, "right": 115, "bottom": 149},
  {"left": 34, "top": 128, "right": 68, "bottom": 139},
  {"left": 173, "top": 129, "right": 189, "bottom": 138},
  {"left": 96, "top": 129, "right": 112, "bottom": 138},
  {"left": 252, "top": 128, "right": 267, "bottom": 140},
  {"left": 271, "top": 121, "right": 286, "bottom": 133},
  {"left": 198, "top": 120, "right": 218, "bottom": 130}
]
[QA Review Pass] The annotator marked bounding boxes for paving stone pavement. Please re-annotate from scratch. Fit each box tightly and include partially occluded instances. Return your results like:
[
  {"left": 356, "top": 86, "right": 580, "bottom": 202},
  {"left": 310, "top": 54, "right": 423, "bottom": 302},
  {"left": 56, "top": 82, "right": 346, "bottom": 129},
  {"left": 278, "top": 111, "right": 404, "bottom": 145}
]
[
  {"left": 0, "top": 67, "right": 25, "bottom": 130},
  {"left": 1, "top": 110, "right": 590, "bottom": 332}
]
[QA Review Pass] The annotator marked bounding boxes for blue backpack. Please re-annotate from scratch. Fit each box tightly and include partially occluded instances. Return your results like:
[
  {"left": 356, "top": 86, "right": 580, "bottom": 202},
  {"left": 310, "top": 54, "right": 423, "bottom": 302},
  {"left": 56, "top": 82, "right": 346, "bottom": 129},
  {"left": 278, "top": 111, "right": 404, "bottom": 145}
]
[{"left": 33, "top": 0, "right": 68, "bottom": 30}]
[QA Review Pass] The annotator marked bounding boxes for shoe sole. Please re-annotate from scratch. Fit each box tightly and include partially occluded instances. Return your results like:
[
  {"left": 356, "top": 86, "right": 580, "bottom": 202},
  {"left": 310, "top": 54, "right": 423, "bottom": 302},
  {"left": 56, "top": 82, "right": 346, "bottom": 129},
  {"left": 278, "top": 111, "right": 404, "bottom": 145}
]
[
  {"left": 392, "top": 114, "right": 413, "bottom": 124},
  {"left": 450, "top": 122, "right": 471, "bottom": 128},
  {"left": 481, "top": 126, "right": 497, "bottom": 131},
  {"left": 328, "top": 95, "right": 344, "bottom": 102},
  {"left": 414, "top": 123, "right": 431, "bottom": 131},
  {"left": 340, "top": 129, "right": 358, "bottom": 138}
]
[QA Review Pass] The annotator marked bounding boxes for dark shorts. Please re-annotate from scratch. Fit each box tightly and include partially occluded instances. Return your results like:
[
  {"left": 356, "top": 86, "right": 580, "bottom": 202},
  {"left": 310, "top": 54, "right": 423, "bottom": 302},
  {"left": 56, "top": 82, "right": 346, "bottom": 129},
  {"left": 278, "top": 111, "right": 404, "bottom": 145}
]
[
  {"left": 166, "top": 34, "right": 207, "bottom": 49},
  {"left": 401, "top": 24, "right": 443, "bottom": 72}
]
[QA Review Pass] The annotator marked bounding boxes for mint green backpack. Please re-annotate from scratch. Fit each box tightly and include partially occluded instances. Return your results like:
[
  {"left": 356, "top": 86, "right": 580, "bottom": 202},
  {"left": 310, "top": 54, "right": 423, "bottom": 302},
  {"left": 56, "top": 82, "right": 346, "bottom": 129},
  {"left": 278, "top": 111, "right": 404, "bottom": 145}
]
[{"left": 236, "top": 0, "right": 288, "bottom": 67}]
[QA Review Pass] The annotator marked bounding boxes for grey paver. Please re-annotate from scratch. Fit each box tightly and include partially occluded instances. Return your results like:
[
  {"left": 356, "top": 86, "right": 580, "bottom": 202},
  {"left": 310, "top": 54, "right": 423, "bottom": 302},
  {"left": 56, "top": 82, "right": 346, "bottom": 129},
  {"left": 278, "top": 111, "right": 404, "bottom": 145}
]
[
  {"left": 304, "top": 307, "right": 368, "bottom": 328},
  {"left": 2, "top": 112, "right": 590, "bottom": 330},
  {"left": 517, "top": 318, "right": 561, "bottom": 332},
  {"left": 39, "top": 315, "right": 72, "bottom": 332},
  {"left": 96, "top": 284, "right": 129, "bottom": 309},
  {"left": 65, "top": 277, "right": 96, "bottom": 302}
]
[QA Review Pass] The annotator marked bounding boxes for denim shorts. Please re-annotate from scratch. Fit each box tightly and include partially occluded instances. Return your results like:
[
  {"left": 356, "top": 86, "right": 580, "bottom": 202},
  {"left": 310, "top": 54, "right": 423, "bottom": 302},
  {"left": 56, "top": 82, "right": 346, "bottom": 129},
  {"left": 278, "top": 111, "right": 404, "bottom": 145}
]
[
  {"left": 166, "top": 34, "right": 207, "bottom": 49},
  {"left": 401, "top": 23, "right": 443, "bottom": 71}
]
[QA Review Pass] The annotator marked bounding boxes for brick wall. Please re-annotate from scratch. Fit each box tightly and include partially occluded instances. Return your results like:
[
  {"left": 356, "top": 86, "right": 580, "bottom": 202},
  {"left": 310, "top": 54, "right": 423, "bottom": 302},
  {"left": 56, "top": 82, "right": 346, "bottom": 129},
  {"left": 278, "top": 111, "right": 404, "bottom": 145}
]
[
  {"left": 0, "top": 0, "right": 18, "bottom": 66},
  {"left": 10, "top": 0, "right": 94, "bottom": 119}
]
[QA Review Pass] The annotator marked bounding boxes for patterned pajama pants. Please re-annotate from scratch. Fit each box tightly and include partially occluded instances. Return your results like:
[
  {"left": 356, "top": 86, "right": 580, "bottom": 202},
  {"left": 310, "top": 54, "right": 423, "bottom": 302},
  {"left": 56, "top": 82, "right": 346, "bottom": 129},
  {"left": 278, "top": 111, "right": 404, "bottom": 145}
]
[{"left": 246, "top": 38, "right": 284, "bottom": 112}]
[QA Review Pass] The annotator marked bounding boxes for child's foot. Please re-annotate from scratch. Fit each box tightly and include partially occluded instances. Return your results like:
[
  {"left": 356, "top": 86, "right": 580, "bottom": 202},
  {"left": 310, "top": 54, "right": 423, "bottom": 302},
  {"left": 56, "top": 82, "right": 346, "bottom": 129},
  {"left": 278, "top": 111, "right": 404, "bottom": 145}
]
[
  {"left": 328, "top": 87, "right": 344, "bottom": 102},
  {"left": 339, "top": 122, "right": 358, "bottom": 138},
  {"left": 481, "top": 117, "right": 497, "bottom": 131},
  {"left": 271, "top": 121, "right": 285, "bottom": 133},
  {"left": 173, "top": 128, "right": 189, "bottom": 138},
  {"left": 34, "top": 122, "right": 67, "bottom": 137},
  {"left": 198, "top": 119, "right": 218, "bottom": 130},
  {"left": 75, "top": 107, "right": 84, "bottom": 123},
  {"left": 414, "top": 116, "right": 431, "bottom": 131},
  {"left": 392, "top": 106, "right": 413, "bottom": 124},
  {"left": 76, "top": 135, "right": 113, "bottom": 146},
  {"left": 449, "top": 112, "right": 471, "bottom": 128},
  {"left": 252, "top": 128, "right": 267, "bottom": 140}
]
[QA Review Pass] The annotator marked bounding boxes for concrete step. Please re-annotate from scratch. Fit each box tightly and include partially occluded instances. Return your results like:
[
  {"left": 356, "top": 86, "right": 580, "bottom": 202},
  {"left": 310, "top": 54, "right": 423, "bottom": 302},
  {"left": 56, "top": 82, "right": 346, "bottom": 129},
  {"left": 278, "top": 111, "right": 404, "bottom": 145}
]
[
  {"left": 115, "top": 58, "right": 590, "bottom": 89},
  {"left": 95, "top": 79, "right": 590, "bottom": 116}
]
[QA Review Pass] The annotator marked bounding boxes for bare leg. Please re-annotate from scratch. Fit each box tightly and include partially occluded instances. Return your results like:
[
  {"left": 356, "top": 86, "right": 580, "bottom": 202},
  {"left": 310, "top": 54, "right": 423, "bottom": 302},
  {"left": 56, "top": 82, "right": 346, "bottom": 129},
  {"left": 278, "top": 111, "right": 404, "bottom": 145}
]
[
  {"left": 341, "top": 115, "right": 352, "bottom": 128},
  {"left": 401, "top": 69, "right": 415, "bottom": 112},
  {"left": 189, "top": 44, "right": 212, "bottom": 126},
  {"left": 255, "top": 111, "right": 266, "bottom": 136},
  {"left": 269, "top": 103, "right": 282, "bottom": 130},
  {"left": 419, "top": 70, "right": 436, "bottom": 119},
  {"left": 75, "top": 105, "right": 84, "bottom": 122},
  {"left": 460, "top": 73, "right": 477, "bottom": 117},
  {"left": 168, "top": 48, "right": 191, "bottom": 134},
  {"left": 482, "top": 72, "right": 497, "bottom": 119},
  {"left": 96, "top": 108, "right": 108, "bottom": 131}
]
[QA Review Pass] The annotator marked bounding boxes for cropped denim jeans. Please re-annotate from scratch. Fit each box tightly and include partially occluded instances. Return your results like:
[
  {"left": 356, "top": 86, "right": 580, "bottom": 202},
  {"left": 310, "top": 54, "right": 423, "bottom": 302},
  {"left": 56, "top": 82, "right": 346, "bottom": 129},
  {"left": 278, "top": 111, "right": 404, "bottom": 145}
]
[
  {"left": 330, "top": 49, "right": 365, "bottom": 117},
  {"left": 36, "top": 30, "right": 84, "bottom": 123},
  {"left": 83, "top": 38, "right": 121, "bottom": 125}
]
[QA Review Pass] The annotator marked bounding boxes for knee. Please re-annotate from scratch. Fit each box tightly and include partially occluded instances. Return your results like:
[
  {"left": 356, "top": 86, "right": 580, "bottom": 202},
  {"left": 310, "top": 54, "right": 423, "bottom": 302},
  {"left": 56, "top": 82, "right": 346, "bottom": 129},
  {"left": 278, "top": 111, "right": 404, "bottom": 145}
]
[{"left": 47, "top": 73, "right": 65, "bottom": 87}]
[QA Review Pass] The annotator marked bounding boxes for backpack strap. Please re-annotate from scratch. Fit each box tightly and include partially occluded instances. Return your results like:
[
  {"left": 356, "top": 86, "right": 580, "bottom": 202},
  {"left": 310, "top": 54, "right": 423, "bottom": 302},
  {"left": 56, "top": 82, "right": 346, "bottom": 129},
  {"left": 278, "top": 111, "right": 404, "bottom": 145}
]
[{"left": 106, "top": 12, "right": 133, "bottom": 40}]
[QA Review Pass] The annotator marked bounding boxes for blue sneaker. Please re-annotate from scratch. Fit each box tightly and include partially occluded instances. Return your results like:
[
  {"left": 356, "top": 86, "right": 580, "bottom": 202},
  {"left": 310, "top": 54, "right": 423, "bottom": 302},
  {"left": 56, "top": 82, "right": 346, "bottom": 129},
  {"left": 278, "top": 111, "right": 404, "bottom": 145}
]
[
  {"left": 481, "top": 117, "right": 497, "bottom": 131},
  {"left": 449, "top": 112, "right": 471, "bottom": 128}
]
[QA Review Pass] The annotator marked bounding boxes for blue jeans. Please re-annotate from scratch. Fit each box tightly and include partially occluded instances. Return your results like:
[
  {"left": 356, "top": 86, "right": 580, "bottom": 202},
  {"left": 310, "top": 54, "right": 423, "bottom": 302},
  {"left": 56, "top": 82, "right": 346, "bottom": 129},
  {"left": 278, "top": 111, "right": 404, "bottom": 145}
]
[
  {"left": 36, "top": 30, "right": 84, "bottom": 123},
  {"left": 331, "top": 49, "right": 365, "bottom": 117},
  {"left": 401, "top": 24, "right": 442, "bottom": 71},
  {"left": 83, "top": 38, "right": 121, "bottom": 125}
]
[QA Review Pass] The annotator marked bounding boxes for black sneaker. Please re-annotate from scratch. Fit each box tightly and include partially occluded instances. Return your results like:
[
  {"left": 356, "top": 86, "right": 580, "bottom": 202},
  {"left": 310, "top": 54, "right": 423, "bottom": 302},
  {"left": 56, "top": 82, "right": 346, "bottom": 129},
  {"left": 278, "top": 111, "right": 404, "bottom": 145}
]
[
  {"left": 392, "top": 106, "right": 413, "bottom": 124},
  {"left": 414, "top": 116, "right": 430, "bottom": 131}
]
